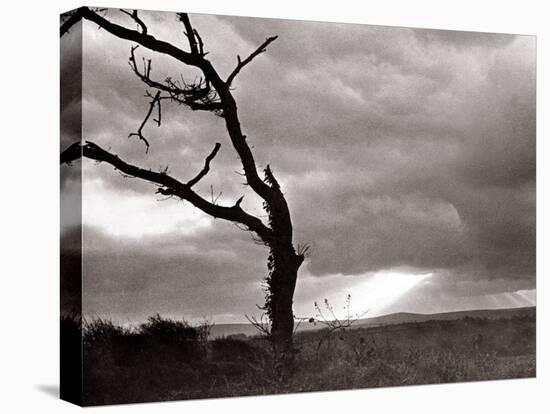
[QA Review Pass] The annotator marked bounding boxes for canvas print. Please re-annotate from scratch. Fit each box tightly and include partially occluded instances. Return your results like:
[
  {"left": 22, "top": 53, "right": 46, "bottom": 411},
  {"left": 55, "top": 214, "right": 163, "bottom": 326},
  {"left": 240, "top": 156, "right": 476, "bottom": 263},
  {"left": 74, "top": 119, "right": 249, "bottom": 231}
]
[{"left": 60, "top": 7, "right": 536, "bottom": 406}]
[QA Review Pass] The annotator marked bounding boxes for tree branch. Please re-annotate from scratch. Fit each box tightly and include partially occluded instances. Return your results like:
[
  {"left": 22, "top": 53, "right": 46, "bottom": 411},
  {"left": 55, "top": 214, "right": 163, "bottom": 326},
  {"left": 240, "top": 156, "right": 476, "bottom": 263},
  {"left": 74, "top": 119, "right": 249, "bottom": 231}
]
[
  {"left": 60, "top": 8, "right": 83, "bottom": 37},
  {"left": 128, "top": 90, "right": 161, "bottom": 153},
  {"left": 187, "top": 142, "right": 221, "bottom": 187},
  {"left": 60, "top": 141, "right": 273, "bottom": 243},
  {"left": 60, "top": 141, "right": 81, "bottom": 164},
  {"left": 60, "top": 7, "right": 107, "bottom": 37},
  {"left": 128, "top": 46, "right": 223, "bottom": 113},
  {"left": 177, "top": 13, "right": 199, "bottom": 55},
  {"left": 78, "top": 7, "right": 202, "bottom": 66},
  {"left": 226, "top": 36, "right": 278, "bottom": 87},
  {"left": 120, "top": 9, "right": 148, "bottom": 34},
  {"left": 193, "top": 29, "right": 205, "bottom": 56}
]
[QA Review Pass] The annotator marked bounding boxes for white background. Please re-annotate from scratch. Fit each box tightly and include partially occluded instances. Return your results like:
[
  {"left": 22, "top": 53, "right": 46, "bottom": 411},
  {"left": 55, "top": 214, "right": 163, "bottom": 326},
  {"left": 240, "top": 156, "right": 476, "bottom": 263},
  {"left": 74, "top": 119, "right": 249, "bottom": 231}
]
[{"left": 0, "top": 0, "right": 547, "bottom": 412}]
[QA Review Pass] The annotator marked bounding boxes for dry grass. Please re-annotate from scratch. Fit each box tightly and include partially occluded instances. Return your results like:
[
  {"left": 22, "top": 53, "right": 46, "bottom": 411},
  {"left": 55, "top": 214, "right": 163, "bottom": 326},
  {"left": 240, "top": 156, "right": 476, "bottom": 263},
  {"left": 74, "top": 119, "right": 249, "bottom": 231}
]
[{"left": 69, "top": 311, "right": 535, "bottom": 405}]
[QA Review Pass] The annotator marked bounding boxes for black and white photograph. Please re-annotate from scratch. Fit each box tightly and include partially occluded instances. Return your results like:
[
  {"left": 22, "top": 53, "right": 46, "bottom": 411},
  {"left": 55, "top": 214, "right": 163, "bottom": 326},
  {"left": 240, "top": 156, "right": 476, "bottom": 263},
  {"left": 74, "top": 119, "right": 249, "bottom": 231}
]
[
  {"left": 58, "top": 6, "right": 537, "bottom": 406},
  {"left": 6, "top": 1, "right": 550, "bottom": 412}
]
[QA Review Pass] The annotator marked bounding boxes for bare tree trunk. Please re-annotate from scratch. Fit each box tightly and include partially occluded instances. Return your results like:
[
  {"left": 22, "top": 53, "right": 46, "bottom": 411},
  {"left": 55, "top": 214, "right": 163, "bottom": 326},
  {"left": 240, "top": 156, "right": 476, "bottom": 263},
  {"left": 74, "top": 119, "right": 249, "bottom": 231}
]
[
  {"left": 262, "top": 184, "right": 304, "bottom": 365},
  {"left": 268, "top": 250, "right": 301, "bottom": 361}
]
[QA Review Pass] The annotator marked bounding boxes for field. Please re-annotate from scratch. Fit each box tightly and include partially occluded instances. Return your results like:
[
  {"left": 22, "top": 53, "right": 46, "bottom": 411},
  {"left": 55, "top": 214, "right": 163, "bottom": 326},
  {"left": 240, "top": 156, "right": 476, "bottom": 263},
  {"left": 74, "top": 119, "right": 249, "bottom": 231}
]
[{"left": 62, "top": 308, "right": 535, "bottom": 406}]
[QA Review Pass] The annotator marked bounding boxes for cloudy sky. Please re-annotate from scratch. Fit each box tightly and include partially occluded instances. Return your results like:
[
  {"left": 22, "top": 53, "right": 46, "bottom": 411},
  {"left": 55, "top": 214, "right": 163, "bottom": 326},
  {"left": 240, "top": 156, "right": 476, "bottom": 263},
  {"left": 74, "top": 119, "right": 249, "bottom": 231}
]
[{"left": 61, "top": 9, "right": 536, "bottom": 324}]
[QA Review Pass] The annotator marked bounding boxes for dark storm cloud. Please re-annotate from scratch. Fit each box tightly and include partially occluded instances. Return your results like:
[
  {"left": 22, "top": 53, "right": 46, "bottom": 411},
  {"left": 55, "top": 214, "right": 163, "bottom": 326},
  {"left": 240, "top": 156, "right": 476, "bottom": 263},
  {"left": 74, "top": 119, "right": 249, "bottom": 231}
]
[
  {"left": 75, "top": 10, "right": 535, "bottom": 320},
  {"left": 216, "top": 15, "right": 535, "bottom": 283}
]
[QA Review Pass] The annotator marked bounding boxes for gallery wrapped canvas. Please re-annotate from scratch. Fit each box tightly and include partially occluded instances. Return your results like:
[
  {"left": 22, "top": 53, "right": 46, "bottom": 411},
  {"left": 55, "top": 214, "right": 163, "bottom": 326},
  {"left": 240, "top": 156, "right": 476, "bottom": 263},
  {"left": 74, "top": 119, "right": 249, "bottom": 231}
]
[{"left": 60, "top": 6, "right": 536, "bottom": 406}]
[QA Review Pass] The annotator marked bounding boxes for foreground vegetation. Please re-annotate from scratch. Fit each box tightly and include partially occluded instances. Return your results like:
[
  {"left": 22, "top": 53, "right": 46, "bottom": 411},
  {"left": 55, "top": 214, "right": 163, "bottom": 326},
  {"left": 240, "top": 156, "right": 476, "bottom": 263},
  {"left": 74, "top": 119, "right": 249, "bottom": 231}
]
[{"left": 62, "top": 309, "right": 535, "bottom": 405}]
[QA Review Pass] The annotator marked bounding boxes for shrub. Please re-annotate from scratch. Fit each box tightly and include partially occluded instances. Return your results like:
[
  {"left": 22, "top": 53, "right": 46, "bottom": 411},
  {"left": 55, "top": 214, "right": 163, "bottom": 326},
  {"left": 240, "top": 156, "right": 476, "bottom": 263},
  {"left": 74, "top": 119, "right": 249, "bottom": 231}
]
[
  {"left": 138, "top": 314, "right": 207, "bottom": 363},
  {"left": 211, "top": 337, "right": 267, "bottom": 362},
  {"left": 83, "top": 318, "right": 126, "bottom": 347}
]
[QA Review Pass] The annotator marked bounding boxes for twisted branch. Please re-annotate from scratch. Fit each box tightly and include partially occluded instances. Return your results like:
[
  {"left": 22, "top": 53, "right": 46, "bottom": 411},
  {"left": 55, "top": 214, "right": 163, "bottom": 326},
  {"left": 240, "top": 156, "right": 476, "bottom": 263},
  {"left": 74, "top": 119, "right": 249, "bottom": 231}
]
[
  {"left": 60, "top": 8, "right": 83, "bottom": 36},
  {"left": 61, "top": 141, "right": 273, "bottom": 243},
  {"left": 128, "top": 90, "right": 161, "bottom": 152},
  {"left": 227, "top": 36, "right": 278, "bottom": 86},
  {"left": 187, "top": 143, "right": 221, "bottom": 187}
]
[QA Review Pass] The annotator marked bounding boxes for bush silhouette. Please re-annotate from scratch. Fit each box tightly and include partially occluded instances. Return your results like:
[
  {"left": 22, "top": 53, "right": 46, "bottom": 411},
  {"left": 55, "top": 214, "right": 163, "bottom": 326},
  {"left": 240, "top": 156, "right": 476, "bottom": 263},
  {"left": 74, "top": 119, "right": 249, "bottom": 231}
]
[{"left": 211, "top": 337, "right": 267, "bottom": 362}]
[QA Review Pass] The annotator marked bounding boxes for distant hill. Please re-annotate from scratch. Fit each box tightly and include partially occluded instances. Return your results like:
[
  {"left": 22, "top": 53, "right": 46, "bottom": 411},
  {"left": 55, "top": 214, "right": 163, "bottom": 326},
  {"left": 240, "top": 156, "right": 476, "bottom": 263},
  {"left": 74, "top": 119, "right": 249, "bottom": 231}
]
[
  {"left": 354, "top": 306, "right": 535, "bottom": 327},
  {"left": 209, "top": 306, "right": 535, "bottom": 338}
]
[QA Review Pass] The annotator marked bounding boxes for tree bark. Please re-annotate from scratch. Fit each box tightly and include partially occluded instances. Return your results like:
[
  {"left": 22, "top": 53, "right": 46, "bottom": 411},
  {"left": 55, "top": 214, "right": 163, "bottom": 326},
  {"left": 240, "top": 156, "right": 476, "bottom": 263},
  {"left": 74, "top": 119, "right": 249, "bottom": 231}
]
[
  {"left": 262, "top": 183, "right": 304, "bottom": 363},
  {"left": 268, "top": 250, "right": 302, "bottom": 362}
]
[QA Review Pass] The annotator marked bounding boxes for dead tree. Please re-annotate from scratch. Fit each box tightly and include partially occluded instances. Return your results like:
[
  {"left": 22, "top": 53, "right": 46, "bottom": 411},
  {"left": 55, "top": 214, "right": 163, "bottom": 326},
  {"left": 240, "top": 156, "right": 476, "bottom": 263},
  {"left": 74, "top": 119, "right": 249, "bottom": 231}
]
[{"left": 60, "top": 8, "right": 305, "bottom": 365}]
